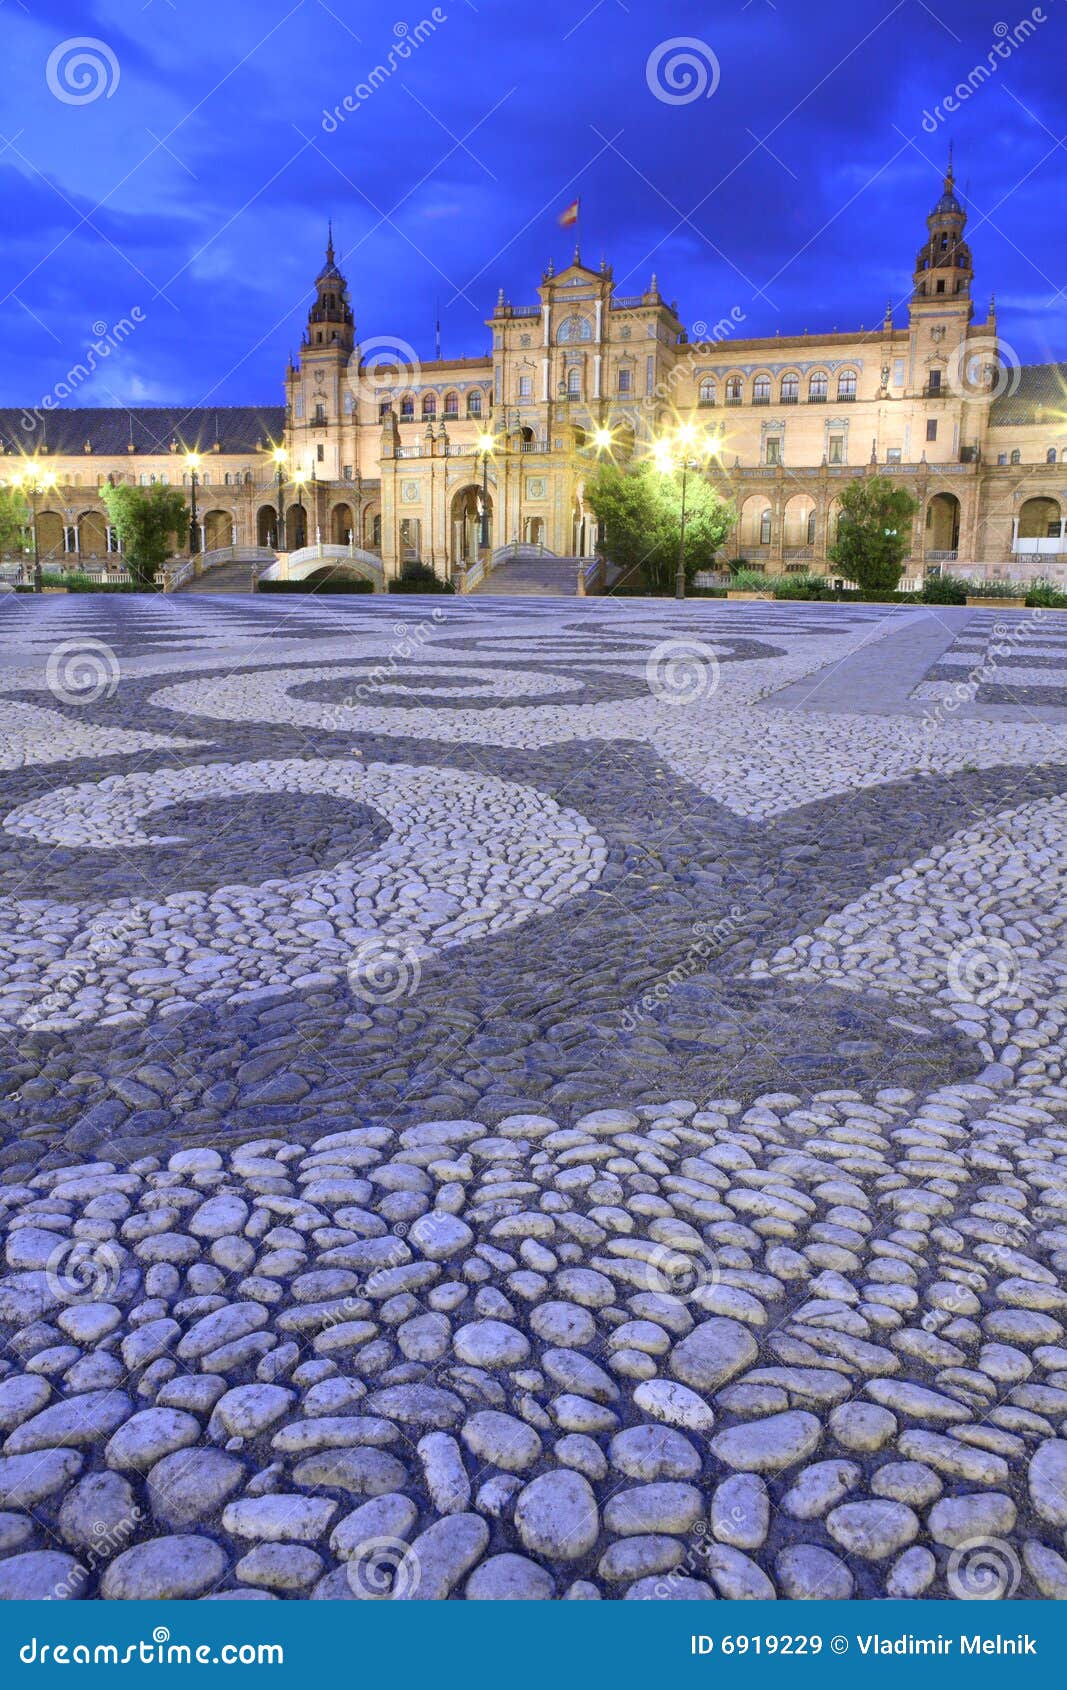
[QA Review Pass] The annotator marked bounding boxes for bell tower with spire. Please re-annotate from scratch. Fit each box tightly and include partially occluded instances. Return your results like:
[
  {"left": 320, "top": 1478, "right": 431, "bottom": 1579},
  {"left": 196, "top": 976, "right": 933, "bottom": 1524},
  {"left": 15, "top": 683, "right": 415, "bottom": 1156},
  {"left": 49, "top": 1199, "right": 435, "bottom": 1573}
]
[
  {"left": 908, "top": 153, "right": 975, "bottom": 406},
  {"left": 285, "top": 226, "right": 356, "bottom": 485}
]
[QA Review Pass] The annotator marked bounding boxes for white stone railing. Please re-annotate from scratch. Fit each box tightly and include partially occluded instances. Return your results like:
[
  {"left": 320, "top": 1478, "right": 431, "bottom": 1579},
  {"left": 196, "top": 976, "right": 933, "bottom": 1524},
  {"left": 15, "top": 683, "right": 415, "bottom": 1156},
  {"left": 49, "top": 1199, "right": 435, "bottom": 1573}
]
[
  {"left": 460, "top": 558, "right": 487, "bottom": 594},
  {"left": 261, "top": 543, "right": 385, "bottom": 590}
]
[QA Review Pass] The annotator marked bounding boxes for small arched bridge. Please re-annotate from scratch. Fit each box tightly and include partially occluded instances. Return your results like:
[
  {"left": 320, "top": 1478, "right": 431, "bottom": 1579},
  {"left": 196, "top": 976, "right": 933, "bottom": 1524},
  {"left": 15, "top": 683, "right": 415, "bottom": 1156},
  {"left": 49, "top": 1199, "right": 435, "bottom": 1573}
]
[{"left": 165, "top": 544, "right": 385, "bottom": 594}]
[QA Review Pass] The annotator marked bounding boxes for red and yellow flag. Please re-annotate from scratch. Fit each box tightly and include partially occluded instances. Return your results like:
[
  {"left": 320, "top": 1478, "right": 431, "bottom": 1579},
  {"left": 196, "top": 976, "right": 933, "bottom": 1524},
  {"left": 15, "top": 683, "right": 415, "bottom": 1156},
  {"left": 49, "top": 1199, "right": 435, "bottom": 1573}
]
[{"left": 559, "top": 198, "right": 580, "bottom": 228}]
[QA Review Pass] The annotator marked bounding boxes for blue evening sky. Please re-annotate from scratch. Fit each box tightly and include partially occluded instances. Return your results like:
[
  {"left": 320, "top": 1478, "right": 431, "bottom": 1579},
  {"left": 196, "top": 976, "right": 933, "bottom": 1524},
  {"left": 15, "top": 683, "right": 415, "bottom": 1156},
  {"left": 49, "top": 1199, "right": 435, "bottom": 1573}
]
[{"left": 2, "top": 0, "right": 1065, "bottom": 410}]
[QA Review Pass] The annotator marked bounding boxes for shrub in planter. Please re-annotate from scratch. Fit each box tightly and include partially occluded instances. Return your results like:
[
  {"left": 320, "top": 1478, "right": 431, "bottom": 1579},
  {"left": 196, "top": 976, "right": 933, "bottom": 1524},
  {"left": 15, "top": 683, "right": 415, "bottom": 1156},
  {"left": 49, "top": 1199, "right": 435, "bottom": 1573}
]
[
  {"left": 1024, "top": 580, "right": 1067, "bottom": 609},
  {"left": 920, "top": 573, "right": 968, "bottom": 605},
  {"left": 388, "top": 561, "right": 454, "bottom": 594}
]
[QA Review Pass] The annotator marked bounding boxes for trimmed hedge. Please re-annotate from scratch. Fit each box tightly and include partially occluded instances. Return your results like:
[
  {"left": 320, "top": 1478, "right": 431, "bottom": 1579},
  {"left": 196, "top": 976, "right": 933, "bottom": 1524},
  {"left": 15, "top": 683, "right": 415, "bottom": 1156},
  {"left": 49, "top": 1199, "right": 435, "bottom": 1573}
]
[
  {"left": 256, "top": 578, "right": 373, "bottom": 594},
  {"left": 388, "top": 562, "right": 455, "bottom": 594}
]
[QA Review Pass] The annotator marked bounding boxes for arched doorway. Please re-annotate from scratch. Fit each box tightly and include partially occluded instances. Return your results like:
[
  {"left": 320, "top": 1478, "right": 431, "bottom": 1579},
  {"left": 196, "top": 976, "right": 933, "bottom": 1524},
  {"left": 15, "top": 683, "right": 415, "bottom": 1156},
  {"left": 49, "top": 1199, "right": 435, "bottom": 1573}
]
[
  {"left": 257, "top": 505, "right": 277, "bottom": 547},
  {"left": 738, "top": 494, "right": 771, "bottom": 554},
  {"left": 1018, "top": 496, "right": 1062, "bottom": 541},
  {"left": 78, "top": 510, "right": 108, "bottom": 560},
  {"left": 450, "top": 484, "right": 490, "bottom": 565},
  {"left": 926, "top": 491, "right": 961, "bottom": 556},
  {"left": 524, "top": 516, "right": 545, "bottom": 546},
  {"left": 286, "top": 504, "right": 308, "bottom": 550},
  {"left": 362, "top": 502, "right": 381, "bottom": 551},
  {"left": 37, "top": 511, "right": 64, "bottom": 559},
  {"left": 782, "top": 493, "right": 817, "bottom": 557},
  {"left": 203, "top": 509, "right": 232, "bottom": 550},
  {"left": 331, "top": 502, "right": 355, "bottom": 546}
]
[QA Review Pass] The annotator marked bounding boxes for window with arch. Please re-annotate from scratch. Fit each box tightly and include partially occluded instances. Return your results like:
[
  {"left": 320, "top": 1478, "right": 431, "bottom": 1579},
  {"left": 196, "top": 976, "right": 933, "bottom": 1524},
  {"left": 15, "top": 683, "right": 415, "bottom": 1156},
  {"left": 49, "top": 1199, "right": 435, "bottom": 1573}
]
[
  {"left": 780, "top": 373, "right": 799, "bottom": 403},
  {"left": 759, "top": 508, "right": 772, "bottom": 545},
  {"left": 1047, "top": 447, "right": 1058, "bottom": 464},
  {"left": 837, "top": 370, "right": 857, "bottom": 401},
  {"left": 809, "top": 371, "right": 828, "bottom": 402},
  {"left": 379, "top": 401, "right": 391, "bottom": 421},
  {"left": 753, "top": 374, "right": 771, "bottom": 405},
  {"left": 422, "top": 395, "right": 437, "bottom": 419},
  {"left": 807, "top": 510, "right": 817, "bottom": 545},
  {"left": 698, "top": 376, "right": 716, "bottom": 407},
  {"left": 725, "top": 375, "right": 743, "bottom": 405},
  {"left": 1011, "top": 448, "right": 1021, "bottom": 465},
  {"left": 224, "top": 473, "right": 232, "bottom": 486},
  {"left": 443, "top": 391, "right": 459, "bottom": 418},
  {"left": 557, "top": 314, "right": 593, "bottom": 344},
  {"left": 400, "top": 397, "right": 415, "bottom": 420},
  {"left": 467, "top": 391, "right": 483, "bottom": 417}
]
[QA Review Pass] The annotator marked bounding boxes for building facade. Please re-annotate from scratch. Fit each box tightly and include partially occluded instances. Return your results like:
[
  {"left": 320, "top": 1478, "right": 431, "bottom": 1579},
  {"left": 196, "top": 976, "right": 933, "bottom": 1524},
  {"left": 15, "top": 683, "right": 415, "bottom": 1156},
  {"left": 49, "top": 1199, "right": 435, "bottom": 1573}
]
[{"left": 2, "top": 162, "right": 1065, "bottom": 582}]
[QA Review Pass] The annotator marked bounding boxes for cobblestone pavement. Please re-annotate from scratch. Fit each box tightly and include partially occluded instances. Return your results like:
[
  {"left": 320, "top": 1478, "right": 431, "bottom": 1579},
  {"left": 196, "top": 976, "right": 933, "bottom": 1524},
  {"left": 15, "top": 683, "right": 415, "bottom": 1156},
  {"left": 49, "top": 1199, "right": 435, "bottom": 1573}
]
[{"left": 1, "top": 592, "right": 1067, "bottom": 1601}]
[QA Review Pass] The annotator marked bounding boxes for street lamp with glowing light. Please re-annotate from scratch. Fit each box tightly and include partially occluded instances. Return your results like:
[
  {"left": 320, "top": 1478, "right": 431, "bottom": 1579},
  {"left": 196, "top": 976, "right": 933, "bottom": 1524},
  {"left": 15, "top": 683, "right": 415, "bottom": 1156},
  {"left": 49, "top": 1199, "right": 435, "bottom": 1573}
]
[
  {"left": 184, "top": 452, "right": 201, "bottom": 558},
  {"left": 270, "top": 446, "right": 288, "bottom": 550},
  {"left": 651, "top": 421, "right": 717, "bottom": 600},
  {"left": 11, "top": 464, "right": 58, "bottom": 592}
]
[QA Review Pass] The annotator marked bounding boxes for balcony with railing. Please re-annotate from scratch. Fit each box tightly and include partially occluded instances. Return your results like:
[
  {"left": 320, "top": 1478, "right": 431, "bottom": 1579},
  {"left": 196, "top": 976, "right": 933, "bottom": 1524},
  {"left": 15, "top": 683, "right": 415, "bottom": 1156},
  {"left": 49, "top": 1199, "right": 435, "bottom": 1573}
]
[
  {"left": 836, "top": 390, "right": 857, "bottom": 402},
  {"left": 807, "top": 392, "right": 828, "bottom": 404}
]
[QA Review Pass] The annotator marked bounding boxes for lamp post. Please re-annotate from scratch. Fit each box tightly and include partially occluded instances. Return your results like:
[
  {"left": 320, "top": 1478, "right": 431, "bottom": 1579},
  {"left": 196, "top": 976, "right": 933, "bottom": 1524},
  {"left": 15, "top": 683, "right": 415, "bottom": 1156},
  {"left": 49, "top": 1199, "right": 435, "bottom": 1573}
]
[
  {"left": 184, "top": 452, "right": 201, "bottom": 560},
  {"left": 652, "top": 422, "right": 716, "bottom": 601},
  {"left": 293, "top": 469, "right": 307, "bottom": 549},
  {"left": 272, "top": 446, "right": 287, "bottom": 549},
  {"left": 12, "top": 465, "right": 58, "bottom": 592},
  {"left": 476, "top": 432, "right": 494, "bottom": 553}
]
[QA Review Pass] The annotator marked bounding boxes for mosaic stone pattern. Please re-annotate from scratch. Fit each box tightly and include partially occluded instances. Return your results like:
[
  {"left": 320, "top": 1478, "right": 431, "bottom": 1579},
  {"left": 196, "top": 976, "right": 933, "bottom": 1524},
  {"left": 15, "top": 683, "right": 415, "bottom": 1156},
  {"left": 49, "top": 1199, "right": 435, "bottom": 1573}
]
[{"left": 0, "top": 591, "right": 1066, "bottom": 1602}]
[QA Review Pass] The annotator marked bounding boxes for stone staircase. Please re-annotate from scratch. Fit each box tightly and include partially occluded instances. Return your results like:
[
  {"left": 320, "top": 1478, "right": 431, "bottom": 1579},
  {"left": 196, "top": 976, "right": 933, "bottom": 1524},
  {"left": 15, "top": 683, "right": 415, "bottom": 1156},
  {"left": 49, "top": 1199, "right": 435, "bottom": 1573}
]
[
  {"left": 470, "top": 548, "right": 588, "bottom": 597},
  {"left": 176, "top": 562, "right": 257, "bottom": 594}
]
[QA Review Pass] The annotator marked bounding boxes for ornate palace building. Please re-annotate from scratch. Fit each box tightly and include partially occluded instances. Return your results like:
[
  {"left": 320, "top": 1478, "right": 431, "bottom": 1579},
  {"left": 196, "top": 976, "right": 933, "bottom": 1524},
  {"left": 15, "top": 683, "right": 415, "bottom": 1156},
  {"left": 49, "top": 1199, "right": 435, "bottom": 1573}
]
[{"left": 2, "top": 161, "right": 1065, "bottom": 584}]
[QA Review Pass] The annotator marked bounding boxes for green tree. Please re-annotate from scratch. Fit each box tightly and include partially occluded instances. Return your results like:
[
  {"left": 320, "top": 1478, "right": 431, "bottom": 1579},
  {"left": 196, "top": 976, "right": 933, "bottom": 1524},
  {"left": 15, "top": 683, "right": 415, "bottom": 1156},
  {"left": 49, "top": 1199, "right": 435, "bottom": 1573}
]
[
  {"left": 0, "top": 486, "right": 29, "bottom": 558},
  {"left": 828, "top": 475, "right": 919, "bottom": 594},
  {"left": 586, "top": 460, "right": 734, "bottom": 593},
  {"left": 100, "top": 483, "right": 189, "bottom": 586}
]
